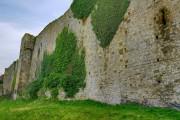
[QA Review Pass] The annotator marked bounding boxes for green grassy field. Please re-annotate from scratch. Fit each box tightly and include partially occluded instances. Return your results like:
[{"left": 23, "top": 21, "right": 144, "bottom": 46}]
[{"left": 0, "top": 98, "right": 179, "bottom": 120}]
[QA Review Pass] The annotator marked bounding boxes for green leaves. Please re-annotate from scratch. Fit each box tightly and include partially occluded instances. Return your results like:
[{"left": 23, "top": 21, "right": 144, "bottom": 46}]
[
  {"left": 53, "top": 27, "right": 77, "bottom": 73},
  {"left": 28, "top": 79, "right": 43, "bottom": 99},
  {"left": 61, "top": 51, "right": 86, "bottom": 98},
  {"left": 71, "top": 0, "right": 97, "bottom": 19},
  {"left": 71, "top": 0, "right": 130, "bottom": 48},
  {"left": 28, "top": 27, "right": 86, "bottom": 99},
  {"left": 92, "top": 0, "right": 130, "bottom": 48}
]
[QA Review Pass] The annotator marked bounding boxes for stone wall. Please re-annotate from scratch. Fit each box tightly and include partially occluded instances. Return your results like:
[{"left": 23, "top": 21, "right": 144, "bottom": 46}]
[
  {"left": 81, "top": 0, "right": 180, "bottom": 107},
  {"left": 29, "top": 10, "right": 72, "bottom": 83},
  {"left": 3, "top": 0, "right": 180, "bottom": 107},
  {"left": 15, "top": 33, "right": 36, "bottom": 94},
  {"left": 3, "top": 61, "right": 18, "bottom": 95},
  {"left": 26, "top": 0, "right": 180, "bottom": 107}
]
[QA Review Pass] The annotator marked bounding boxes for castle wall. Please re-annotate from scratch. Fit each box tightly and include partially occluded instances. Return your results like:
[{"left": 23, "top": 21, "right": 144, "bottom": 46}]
[
  {"left": 4, "top": 0, "right": 179, "bottom": 107},
  {"left": 3, "top": 61, "right": 18, "bottom": 95},
  {"left": 28, "top": 10, "right": 71, "bottom": 83},
  {"left": 15, "top": 34, "right": 35, "bottom": 94},
  {"left": 27, "top": 0, "right": 180, "bottom": 107},
  {"left": 84, "top": 0, "right": 180, "bottom": 107}
]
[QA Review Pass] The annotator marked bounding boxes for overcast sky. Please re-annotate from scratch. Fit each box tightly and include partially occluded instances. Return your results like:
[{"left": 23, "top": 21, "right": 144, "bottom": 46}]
[{"left": 0, "top": 0, "right": 73, "bottom": 75}]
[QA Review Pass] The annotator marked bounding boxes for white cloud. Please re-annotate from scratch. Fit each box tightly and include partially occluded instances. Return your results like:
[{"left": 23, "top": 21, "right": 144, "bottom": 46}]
[{"left": 0, "top": 22, "right": 40, "bottom": 75}]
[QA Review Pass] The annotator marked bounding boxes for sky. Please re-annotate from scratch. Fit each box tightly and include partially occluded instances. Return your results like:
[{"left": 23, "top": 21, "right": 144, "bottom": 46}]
[{"left": 0, "top": 0, "right": 73, "bottom": 75}]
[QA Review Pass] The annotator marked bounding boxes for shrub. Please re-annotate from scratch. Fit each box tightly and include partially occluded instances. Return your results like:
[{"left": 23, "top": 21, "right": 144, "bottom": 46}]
[
  {"left": 61, "top": 76, "right": 78, "bottom": 97},
  {"left": 44, "top": 72, "right": 67, "bottom": 89},
  {"left": 92, "top": 0, "right": 130, "bottom": 48},
  {"left": 51, "top": 88, "right": 59, "bottom": 99},
  {"left": 28, "top": 79, "right": 43, "bottom": 99},
  {"left": 71, "top": 0, "right": 97, "bottom": 19}
]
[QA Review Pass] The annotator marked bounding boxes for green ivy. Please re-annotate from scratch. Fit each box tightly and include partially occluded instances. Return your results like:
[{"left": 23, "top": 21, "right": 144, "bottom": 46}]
[
  {"left": 28, "top": 27, "right": 86, "bottom": 99},
  {"left": 28, "top": 79, "right": 43, "bottom": 99},
  {"left": 71, "top": 0, "right": 130, "bottom": 47},
  {"left": 71, "top": 0, "right": 97, "bottom": 19},
  {"left": 51, "top": 88, "right": 59, "bottom": 99},
  {"left": 92, "top": 0, "right": 130, "bottom": 48},
  {"left": 62, "top": 50, "right": 86, "bottom": 97}
]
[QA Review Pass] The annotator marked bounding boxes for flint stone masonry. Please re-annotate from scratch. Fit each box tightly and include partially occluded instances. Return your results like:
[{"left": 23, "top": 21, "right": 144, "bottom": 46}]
[
  {"left": 3, "top": 0, "right": 180, "bottom": 108},
  {"left": 3, "top": 61, "right": 18, "bottom": 95}
]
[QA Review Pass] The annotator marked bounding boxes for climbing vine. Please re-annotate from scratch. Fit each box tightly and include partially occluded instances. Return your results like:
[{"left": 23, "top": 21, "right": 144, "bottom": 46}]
[
  {"left": 92, "top": 0, "right": 130, "bottom": 48},
  {"left": 71, "top": 0, "right": 130, "bottom": 48},
  {"left": 71, "top": 0, "right": 97, "bottom": 19},
  {"left": 28, "top": 27, "right": 86, "bottom": 99}
]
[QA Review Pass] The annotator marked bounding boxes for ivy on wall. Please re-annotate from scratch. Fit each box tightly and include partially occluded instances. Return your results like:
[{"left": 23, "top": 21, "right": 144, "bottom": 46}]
[
  {"left": 71, "top": 0, "right": 130, "bottom": 48},
  {"left": 92, "top": 0, "right": 130, "bottom": 48},
  {"left": 28, "top": 27, "right": 86, "bottom": 99},
  {"left": 71, "top": 0, "right": 97, "bottom": 19}
]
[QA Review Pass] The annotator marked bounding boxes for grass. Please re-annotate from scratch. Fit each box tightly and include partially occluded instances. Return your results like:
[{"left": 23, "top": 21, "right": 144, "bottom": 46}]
[{"left": 0, "top": 97, "right": 179, "bottom": 120}]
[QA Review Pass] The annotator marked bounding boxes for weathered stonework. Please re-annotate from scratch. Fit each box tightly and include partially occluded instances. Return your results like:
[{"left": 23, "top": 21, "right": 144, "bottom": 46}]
[
  {"left": 15, "top": 33, "right": 35, "bottom": 94},
  {"left": 2, "top": 0, "right": 180, "bottom": 108},
  {"left": 29, "top": 10, "right": 72, "bottom": 83},
  {"left": 82, "top": 0, "right": 180, "bottom": 107},
  {"left": 3, "top": 61, "right": 18, "bottom": 95}
]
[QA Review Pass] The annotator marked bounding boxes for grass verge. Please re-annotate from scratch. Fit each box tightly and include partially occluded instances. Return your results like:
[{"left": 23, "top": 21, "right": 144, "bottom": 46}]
[{"left": 0, "top": 98, "right": 179, "bottom": 120}]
